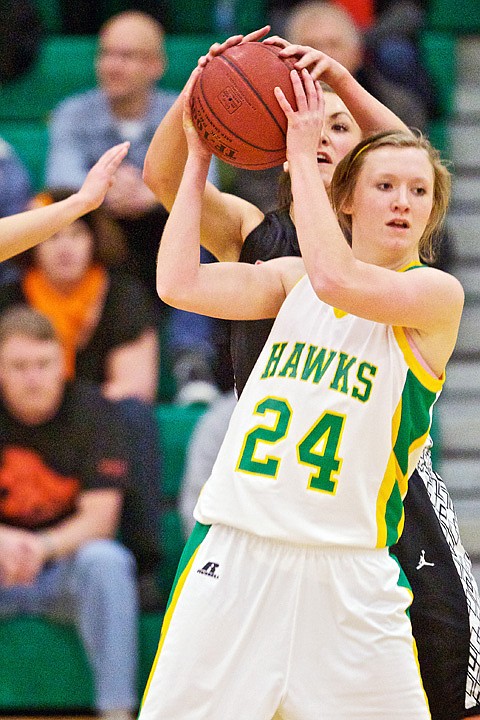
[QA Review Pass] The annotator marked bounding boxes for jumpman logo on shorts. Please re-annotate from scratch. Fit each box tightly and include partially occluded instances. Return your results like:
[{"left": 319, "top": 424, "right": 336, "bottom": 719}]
[{"left": 416, "top": 549, "right": 435, "bottom": 570}]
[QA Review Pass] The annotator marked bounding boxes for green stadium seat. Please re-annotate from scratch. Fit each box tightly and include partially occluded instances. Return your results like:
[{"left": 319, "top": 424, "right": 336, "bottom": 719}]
[
  {"left": 0, "top": 35, "right": 97, "bottom": 122},
  {"left": 155, "top": 403, "right": 207, "bottom": 498},
  {"left": 161, "top": 34, "right": 219, "bottom": 91},
  {"left": 0, "top": 121, "right": 49, "bottom": 190},
  {"left": 166, "top": 0, "right": 266, "bottom": 35},
  {"left": 427, "top": 0, "right": 480, "bottom": 33},
  {"left": 420, "top": 31, "right": 457, "bottom": 119},
  {"left": 0, "top": 614, "right": 163, "bottom": 711},
  {"left": 34, "top": 0, "right": 62, "bottom": 33}
]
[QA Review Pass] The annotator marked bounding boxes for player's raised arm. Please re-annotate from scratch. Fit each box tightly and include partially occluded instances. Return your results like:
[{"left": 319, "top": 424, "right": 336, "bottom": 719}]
[
  {"left": 143, "top": 32, "right": 269, "bottom": 262},
  {"left": 0, "top": 142, "right": 129, "bottom": 263},
  {"left": 263, "top": 37, "right": 409, "bottom": 137},
  {"left": 156, "top": 77, "right": 297, "bottom": 321}
]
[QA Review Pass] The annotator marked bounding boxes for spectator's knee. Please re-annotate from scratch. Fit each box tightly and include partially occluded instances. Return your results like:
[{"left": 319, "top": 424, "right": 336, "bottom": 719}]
[{"left": 75, "top": 539, "right": 136, "bottom": 579}]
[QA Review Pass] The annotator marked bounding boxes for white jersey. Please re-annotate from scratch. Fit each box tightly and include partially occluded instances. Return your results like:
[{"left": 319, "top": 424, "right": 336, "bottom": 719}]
[{"left": 195, "top": 274, "right": 444, "bottom": 549}]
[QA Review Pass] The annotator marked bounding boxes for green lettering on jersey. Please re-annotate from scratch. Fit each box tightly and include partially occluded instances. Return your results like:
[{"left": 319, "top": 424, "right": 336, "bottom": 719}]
[
  {"left": 352, "top": 362, "right": 377, "bottom": 402},
  {"left": 301, "top": 345, "right": 337, "bottom": 384},
  {"left": 329, "top": 352, "right": 357, "bottom": 394},
  {"left": 261, "top": 342, "right": 288, "bottom": 379},
  {"left": 278, "top": 343, "right": 306, "bottom": 378}
]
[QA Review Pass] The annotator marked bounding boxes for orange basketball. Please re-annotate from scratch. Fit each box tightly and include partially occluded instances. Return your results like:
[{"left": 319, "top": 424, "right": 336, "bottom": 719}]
[{"left": 190, "top": 42, "right": 297, "bottom": 170}]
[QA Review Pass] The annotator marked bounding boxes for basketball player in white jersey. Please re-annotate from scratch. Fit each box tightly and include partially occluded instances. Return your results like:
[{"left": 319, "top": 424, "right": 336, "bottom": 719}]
[{"left": 140, "top": 68, "right": 463, "bottom": 719}]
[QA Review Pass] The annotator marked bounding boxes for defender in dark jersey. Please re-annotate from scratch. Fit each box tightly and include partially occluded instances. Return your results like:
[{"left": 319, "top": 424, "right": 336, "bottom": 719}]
[{"left": 144, "top": 32, "right": 480, "bottom": 719}]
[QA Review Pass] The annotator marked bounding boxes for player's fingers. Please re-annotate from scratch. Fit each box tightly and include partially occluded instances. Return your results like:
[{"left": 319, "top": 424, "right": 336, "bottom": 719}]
[
  {"left": 184, "top": 66, "right": 201, "bottom": 101},
  {"left": 274, "top": 85, "right": 294, "bottom": 117},
  {"left": 263, "top": 35, "right": 290, "bottom": 49},
  {"left": 293, "top": 50, "right": 325, "bottom": 71},
  {"left": 309, "top": 59, "right": 329, "bottom": 81},
  {"left": 301, "top": 68, "right": 317, "bottom": 108},
  {"left": 315, "top": 80, "right": 325, "bottom": 114},
  {"left": 96, "top": 142, "right": 130, "bottom": 170},
  {"left": 290, "top": 69, "right": 308, "bottom": 112},
  {"left": 279, "top": 43, "right": 312, "bottom": 59},
  {"left": 242, "top": 26, "right": 270, "bottom": 43}
]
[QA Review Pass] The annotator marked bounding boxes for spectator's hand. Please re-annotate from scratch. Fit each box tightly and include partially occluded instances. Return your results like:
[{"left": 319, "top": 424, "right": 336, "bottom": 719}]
[
  {"left": 197, "top": 25, "right": 271, "bottom": 67},
  {"left": 75, "top": 141, "right": 130, "bottom": 213},
  {"left": 0, "top": 526, "right": 46, "bottom": 586},
  {"left": 105, "top": 163, "right": 158, "bottom": 218},
  {"left": 182, "top": 68, "right": 213, "bottom": 162},
  {"left": 272, "top": 44, "right": 349, "bottom": 86}
]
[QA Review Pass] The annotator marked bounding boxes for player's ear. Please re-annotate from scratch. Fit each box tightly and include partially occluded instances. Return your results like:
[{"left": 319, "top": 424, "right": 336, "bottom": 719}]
[{"left": 283, "top": 160, "right": 289, "bottom": 172}]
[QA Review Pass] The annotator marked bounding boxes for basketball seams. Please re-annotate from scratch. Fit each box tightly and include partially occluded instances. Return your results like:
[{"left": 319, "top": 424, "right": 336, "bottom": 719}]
[
  {"left": 197, "top": 71, "right": 286, "bottom": 158},
  {"left": 191, "top": 42, "right": 296, "bottom": 169},
  {"left": 217, "top": 53, "right": 287, "bottom": 137}
]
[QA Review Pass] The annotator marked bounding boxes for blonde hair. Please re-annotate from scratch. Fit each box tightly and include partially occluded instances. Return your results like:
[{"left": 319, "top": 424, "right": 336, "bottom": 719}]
[{"left": 330, "top": 130, "right": 451, "bottom": 263}]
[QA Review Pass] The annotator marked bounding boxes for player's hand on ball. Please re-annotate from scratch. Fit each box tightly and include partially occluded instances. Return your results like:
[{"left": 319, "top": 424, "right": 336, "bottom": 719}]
[
  {"left": 197, "top": 25, "right": 271, "bottom": 67},
  {"left": 275, "top": 69, "right": 324, "bottom": 160},
  {"left": 183, "top": 68, "right": 213, "bottom": 160},
  {"left": 276, "top": 45, "right": 348, "bottom": 86}
]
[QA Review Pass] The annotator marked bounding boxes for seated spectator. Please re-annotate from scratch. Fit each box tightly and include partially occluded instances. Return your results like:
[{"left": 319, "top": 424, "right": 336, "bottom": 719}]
[
  {"left": 46, "top": 10, "right": 222, "bottom": 403},
  {"left": 0, "top": 190, "right": 164, "bottom": 593},
  {"left": 0, "top": 305, "right": 138, "bottom": 720},
  {"left": 0, "top": 137, "right": 32, "bottom": 285},
  {"left": 0, "top": 0, "right": 42, "bottom": 85}
]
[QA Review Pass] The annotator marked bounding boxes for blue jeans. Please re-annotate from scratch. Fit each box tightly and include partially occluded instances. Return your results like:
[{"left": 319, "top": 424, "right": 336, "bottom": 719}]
[{"left": 0, "top": 539, "right": 138, "bottom": 712}]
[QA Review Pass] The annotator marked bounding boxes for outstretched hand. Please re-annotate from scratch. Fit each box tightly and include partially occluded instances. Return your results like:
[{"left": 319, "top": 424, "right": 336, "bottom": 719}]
[
  {"left": 76, "top": 141, "right": 130, "bottom": 212},
  {"left": 275, "top": 69, "right": 325, "bottom": 160}
]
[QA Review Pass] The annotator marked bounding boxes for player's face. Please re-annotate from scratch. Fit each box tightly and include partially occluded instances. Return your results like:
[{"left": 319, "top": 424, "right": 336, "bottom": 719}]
[
  {"left": 96, "top": 18, "right": 163, "bottom": 102},
  {"left": 347, "top": 146, "right": 434, "bottom": 266},
  {"left": 316, "top": 93, "right": 362, "bottom": 188},
  {"left": 34, "top": 220, "right": 94, "bottom": 290},
  {"left": 0, "top": 335, "right": 64, "bottom": 424}
]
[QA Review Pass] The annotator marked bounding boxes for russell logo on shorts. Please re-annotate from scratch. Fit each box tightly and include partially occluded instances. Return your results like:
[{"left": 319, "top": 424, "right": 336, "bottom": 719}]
[{"left": 197, "top": 561, "right": 220, "bottom": 579}]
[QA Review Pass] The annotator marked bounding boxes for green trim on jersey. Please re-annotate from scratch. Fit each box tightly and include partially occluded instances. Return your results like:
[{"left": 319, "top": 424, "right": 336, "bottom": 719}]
[
  {"left": 141, "top": 522, "right": 211, "bottom": 709},
  {"left": 382, "top": 369, "right": 439, "bottom": 546}
]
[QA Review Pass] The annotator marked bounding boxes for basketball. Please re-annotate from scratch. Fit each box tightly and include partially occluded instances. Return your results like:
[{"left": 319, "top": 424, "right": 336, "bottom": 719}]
[{"left": 190, "top": 42, "right": 297, "bottom": 170}]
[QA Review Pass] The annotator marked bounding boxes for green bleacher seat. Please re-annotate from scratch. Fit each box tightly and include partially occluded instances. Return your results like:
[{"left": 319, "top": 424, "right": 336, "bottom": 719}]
[
  {"left": 34, "top": 0, "right": 62, "bottom": 33},
  {"left": 420, "top": 31, "right": 457, "bottom": 119},
  {"left": 0, "top": 36, "right": 97, "bottom": 122},
  {"left": 0, "top": 614, "right": 162, "bottom": 711},
  {"left": 161, "top": 34, "right": 219, "bottom": 90},
  {"left": 156, "top": 403, "right": 207, "bottom": 499},
  {"left": 167, "top": 0, "right": 266, "bottom": 35},
  {"left": 0, "top": 122, "right": 49, "bottom": 190},
  {"left": 427, "top": 0, "right": 480, "bottom": 33}
]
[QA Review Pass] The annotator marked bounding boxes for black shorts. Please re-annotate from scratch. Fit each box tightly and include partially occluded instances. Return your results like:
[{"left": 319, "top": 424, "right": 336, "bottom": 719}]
[{"left": 392, "top": 451, "right": 480, "bottom": 720}]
